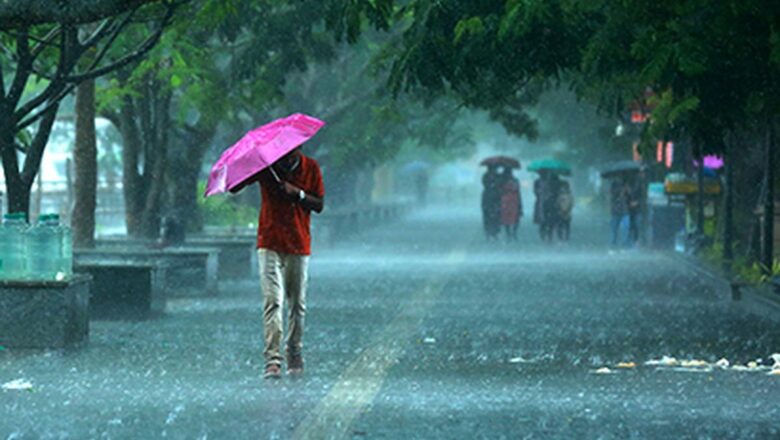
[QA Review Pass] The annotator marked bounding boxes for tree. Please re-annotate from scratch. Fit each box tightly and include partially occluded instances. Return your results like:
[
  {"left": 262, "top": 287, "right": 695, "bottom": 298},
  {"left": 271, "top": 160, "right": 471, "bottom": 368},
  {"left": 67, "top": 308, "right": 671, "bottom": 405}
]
[
  {"left": 72, "top": 79, "right": 97, "bottom": 248},
  {"left": 0, "top": 1, "right": 162, "bottom": 28},
  {"left": 0, "top": 1, "right": 179, "bottom": 217},
  {"left": 96, "top": 0, "right": 393, "bottom": 237}
]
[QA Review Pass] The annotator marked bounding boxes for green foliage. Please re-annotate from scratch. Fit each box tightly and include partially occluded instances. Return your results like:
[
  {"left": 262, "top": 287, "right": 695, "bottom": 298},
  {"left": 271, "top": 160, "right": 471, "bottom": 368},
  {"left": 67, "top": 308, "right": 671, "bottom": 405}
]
[
  {"left": 196, "top": 182, "right": 257, "bottom": 227},
  {"left": 737, "top": 259, "right": 780, "bottom": 285},
  {"left": 454, "top": 17, "right": 485, "bottom": 44}
]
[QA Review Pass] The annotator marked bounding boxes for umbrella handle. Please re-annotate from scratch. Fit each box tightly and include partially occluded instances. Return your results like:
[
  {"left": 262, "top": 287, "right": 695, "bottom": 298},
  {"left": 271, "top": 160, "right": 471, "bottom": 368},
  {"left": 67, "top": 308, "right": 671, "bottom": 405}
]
[{"left": 269, "top": 166, "right": 282, "bottom": 183}]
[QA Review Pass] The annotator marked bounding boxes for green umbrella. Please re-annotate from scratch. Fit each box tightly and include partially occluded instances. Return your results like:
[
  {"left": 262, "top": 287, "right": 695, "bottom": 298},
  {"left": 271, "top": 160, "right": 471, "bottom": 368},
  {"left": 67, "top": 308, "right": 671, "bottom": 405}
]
[{"left": 527, "top": 158, "right": 572, "bottom": 175}]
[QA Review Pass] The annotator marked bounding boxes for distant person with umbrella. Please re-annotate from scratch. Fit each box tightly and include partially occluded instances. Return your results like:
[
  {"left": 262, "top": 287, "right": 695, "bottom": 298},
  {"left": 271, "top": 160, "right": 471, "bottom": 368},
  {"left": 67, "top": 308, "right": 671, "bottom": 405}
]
[
  {"left": 481, "top": 164, "right": 502, "bottom": 240},
  {"left": 481, "top": 156, "right": 520, "bottom": 241},
  {"left": 556, "top": 180, "right": 574, "bottom": 241},
  {"left": 609, "top": 177, "right": 630, "bottom": 246},
  {"left": 500, "top": 166, "right": 523, "bottom": 241},
  {"left": 529, "top": 159, "right": 572, "bottom": 242},
  {"left": 206, "top": 114, "right": 325, "bottom": 380},
  {"left": 600, "top": 161, "right": 641, "bottom": 247}
]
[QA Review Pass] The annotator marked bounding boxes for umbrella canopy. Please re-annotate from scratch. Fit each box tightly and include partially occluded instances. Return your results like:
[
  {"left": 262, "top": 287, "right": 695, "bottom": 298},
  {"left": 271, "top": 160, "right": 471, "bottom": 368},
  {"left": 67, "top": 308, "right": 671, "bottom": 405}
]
[
  {"left": 693, "top": 155, "right": 724, "bottom": 170},
  {"left": 204, "top": 113, "right": 325, "bottom": 197},
  {"left": 527, "top": 158, "right": 571, "bottom": 175},
  {"left": 480, "top": 156, "right": 521, "bottom": 168},
  {"left": 600, "top": 160, "right": 641, "bottom": 178}
]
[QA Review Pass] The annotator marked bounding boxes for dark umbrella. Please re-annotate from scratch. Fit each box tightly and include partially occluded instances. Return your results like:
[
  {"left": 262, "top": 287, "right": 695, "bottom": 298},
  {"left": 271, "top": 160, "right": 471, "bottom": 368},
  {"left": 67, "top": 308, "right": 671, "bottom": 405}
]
[
  {"left": 527, "top": 158, "right": 572, "bottom": 175},
  {"left": 480, "top": 156, "right": 521, "bottom": 168},
  {"left": 600, "top": 160, "right": 641, "bottom": 178}
]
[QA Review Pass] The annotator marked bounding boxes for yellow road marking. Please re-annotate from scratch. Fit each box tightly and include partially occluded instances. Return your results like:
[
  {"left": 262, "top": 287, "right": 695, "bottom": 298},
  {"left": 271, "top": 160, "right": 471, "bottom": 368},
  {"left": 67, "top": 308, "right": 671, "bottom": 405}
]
[{"left": 292, "top": 250, "right": 467, "bottom": 440}]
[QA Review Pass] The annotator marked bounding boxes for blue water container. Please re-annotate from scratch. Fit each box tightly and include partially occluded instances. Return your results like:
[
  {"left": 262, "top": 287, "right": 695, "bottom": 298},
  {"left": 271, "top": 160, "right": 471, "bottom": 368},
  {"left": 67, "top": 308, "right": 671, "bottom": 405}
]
[
  {"left": 60, "top": 218, "right": 73, "bottom": 279},
  {"left": 0, "top": 213, "right": 28, "bottom": 280},
  {"left": 26, "top": 214, "right": 60, "bottom": 281}
]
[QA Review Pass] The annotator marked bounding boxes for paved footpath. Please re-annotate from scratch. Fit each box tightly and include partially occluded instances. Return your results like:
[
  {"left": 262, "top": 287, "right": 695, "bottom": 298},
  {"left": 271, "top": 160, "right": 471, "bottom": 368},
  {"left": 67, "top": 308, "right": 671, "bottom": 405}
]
[{"left": 2, "top": 207, "right": 780, "bottom": 439}]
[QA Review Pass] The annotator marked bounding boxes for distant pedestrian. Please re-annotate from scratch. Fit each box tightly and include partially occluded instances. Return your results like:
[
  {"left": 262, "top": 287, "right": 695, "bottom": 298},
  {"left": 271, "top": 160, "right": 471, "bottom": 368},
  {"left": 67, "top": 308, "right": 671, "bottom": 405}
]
[
  {"left": 230, "top": 147, "right": 324, "bottom": 379},
  {"left": 499, "top": 167, "right": 522, "bottom": 241},
  {"left": 556, "top": 181, "right": 573, "bottom": 241},
  {"left": 534, "top": 172, "right": 560, "bottom": 242},
  {"left": 610, "top": 177, "right": 630, "bottom": 246},
  {"left": 626, "top": 175, "right": 642, "bottom": 246},
  {"left": 481, "top": 165, "right": 501, "bottom": 240}
]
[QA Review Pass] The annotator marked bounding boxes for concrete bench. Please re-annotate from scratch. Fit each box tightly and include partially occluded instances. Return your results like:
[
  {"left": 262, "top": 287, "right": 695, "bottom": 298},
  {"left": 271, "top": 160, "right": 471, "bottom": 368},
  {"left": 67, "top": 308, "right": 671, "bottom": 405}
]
[
  {"left": 75, "top": 247, "right": 219, "bottom": 297},
  {"left": 186, "top": 237, "right": 257, "bottom": 280},
  {"left": 97, "top": 236, "right": 256, "bottom": 281},
  {"left": 316, "top": 202, "right": 412, "bottom": 243},
  {"left": 74, "top": 260, "right": 168, "bottom": 320},
  {"left": 0, "top": 275, "right": 91, "bottom": 349}
]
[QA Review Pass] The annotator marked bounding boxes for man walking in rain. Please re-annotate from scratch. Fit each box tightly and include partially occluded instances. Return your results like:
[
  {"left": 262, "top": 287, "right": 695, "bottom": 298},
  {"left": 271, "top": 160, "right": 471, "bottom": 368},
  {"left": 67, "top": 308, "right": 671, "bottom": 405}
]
[{"left": 231, "top": 147, "right": 324, "bottom": 379}]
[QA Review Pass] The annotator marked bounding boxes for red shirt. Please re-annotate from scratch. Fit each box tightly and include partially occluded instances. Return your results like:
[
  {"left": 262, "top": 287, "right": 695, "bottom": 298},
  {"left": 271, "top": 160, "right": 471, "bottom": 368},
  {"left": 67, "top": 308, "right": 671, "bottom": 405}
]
[{"left": 256, "top": 155, "right": 324, "bottom": 255}]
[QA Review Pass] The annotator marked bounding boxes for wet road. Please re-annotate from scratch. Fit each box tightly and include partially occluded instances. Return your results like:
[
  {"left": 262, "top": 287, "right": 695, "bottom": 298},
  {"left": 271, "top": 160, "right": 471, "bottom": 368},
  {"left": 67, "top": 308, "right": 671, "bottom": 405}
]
[{"left": 2, "top": 206, "right": 780, "bottom": 439}]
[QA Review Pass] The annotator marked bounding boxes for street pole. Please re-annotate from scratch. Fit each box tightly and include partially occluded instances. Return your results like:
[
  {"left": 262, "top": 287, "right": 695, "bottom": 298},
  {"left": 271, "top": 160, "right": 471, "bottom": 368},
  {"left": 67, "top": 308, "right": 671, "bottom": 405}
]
[
  {"left": 696, "top": 144, "right": 705, "bottom": 236},
  {"left": 763, "top": 121, "right": 776, "bottom": 275},
  {"left": 723, "top": 139, "right": 733, "bottom": 274}
]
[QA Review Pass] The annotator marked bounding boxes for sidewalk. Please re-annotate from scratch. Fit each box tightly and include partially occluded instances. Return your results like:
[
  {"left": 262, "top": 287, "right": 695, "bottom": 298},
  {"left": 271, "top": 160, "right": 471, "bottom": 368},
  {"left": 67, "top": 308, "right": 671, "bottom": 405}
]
[{"left": 672, "top": 251, "right": 780, "bottom": 322}]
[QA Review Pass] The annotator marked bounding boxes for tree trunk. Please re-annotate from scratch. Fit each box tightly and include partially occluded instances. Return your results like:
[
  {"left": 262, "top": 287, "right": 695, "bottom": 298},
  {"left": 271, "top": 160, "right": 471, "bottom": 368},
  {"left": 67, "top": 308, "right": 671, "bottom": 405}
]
[
  {"left": 763, "top": 121, "right": 776, "bottom": 273},
  {"left": 117, "top": 94, "right": 145, "bottom": 236},
  {"left": 695, "top": 145, "right": 705, "bottom": 235},
  {"left": 166, "top": 126, "right": 214, "bottom": 233},
  {"left": 723, "top": 138, "right": 734, "bottom": 273},
  {"left": 1, "top": 105, "right": 58, "bottom": 220},
  {"left": 4, "top": 176, "right": 30, "bottom": 218},
  {"left": 72, "top": 79, "right": 98, "bottom": 248},
  {"left": 113, "top": 78, "right": 170, "bottom": 239}
]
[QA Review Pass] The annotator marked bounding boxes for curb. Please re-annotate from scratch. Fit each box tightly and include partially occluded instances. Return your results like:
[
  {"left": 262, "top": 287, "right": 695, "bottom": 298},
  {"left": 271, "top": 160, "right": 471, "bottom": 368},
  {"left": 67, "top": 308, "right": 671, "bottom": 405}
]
[{"left": 670, "top": 252, "right": 780, "bottom": 322}]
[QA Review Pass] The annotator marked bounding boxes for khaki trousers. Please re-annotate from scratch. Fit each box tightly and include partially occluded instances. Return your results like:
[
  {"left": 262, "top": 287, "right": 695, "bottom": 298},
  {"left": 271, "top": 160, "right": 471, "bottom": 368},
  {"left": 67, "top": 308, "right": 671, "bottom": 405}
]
[{"left": 258, "top": 248, "right": 309, "bottom": 367}]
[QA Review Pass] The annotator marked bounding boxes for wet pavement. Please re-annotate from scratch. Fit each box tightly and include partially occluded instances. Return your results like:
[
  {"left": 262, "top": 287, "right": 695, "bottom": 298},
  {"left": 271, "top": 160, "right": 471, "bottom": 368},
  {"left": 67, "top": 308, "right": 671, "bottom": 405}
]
[{"left": 2, "top": 206, "right": 780, "bottom": 439}]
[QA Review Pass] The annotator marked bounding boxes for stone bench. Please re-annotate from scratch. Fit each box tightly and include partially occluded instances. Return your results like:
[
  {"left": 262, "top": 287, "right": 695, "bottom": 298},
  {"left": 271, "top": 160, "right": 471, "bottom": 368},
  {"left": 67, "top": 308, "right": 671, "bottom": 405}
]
[
  {"left": 97, "top": 237, "right": 256, "bottom": 281},
  {"left": 185, "top": 237, "right": 257, "bottom": 280},
  {"left": 74, "top": 260, "right": 168, "bottom": 320},
  {"left": 0, "top": 275, "right": 91, "bottom": 349},
  {"left": 75, "top": 247, "right": 219, "bottom": 297},
  {"left": 315, "top": 202, "right": 412, "bottom": 243}
]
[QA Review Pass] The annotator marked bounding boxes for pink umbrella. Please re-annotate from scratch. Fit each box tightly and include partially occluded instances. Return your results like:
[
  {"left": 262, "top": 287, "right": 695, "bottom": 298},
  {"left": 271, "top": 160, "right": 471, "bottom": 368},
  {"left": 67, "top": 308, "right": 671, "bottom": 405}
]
[{"left": 204, "top": 113, "right": 325, "bottom": 197}]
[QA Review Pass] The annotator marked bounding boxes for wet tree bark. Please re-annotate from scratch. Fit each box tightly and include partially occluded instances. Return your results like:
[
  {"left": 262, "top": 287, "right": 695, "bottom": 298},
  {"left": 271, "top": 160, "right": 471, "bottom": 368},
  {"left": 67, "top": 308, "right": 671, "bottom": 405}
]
[
  {"left": 695, "top": 144, "right": 705, "bottom": 235},
  {"left": 723, "top": 137, "right": 734, "bottom": 273},
  {"left": 763, "top": 121, "right": 776, "bottom": 273},
  {"left": 0, "top": 105, "right": 59, "bottom": 220},
  {"left": 165, "top": 125, "right": 216, "bottom": 233},
  {"left": 105, "top": 74, "right": 171, "bottom": 239},
  {"left": 72, "top": 79, "right": 97, "bottom": 248}
]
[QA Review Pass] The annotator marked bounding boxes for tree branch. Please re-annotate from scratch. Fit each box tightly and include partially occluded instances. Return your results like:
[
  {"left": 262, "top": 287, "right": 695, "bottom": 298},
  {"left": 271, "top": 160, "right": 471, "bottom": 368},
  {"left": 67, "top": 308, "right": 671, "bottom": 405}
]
[
  {"left": 18, "top": 3, "right": 177, "bottom": 129},
  {"left": 17, "top": 84, "right": 74, "bottom": 130},
  {"left": 63, "top": 4, "right": 177, "bottom": 83},
  {"left": 30, "top": 25, "right": 61, "bottom": 59},
  {"left": 7, "top": 29, "right": 32, "bottom": 107},
  {"left": 0, "top": 0, "right": 162, "bottom": 29},
  {"left": 14, "top": 27, "right": 75, "bottom": 122},
  {"left": 21, "top": 103, "right": 59, "bottom": 185}
]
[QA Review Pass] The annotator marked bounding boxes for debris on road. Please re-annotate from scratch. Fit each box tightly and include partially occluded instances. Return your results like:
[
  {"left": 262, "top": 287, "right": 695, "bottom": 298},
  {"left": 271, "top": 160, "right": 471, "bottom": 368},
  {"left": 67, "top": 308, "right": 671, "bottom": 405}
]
[
  {"left": 645, "top": 356, "right": 679, "bottom": 367},
  {"left": 2, "top": 379, "right": 33, "bottom": 391}
]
